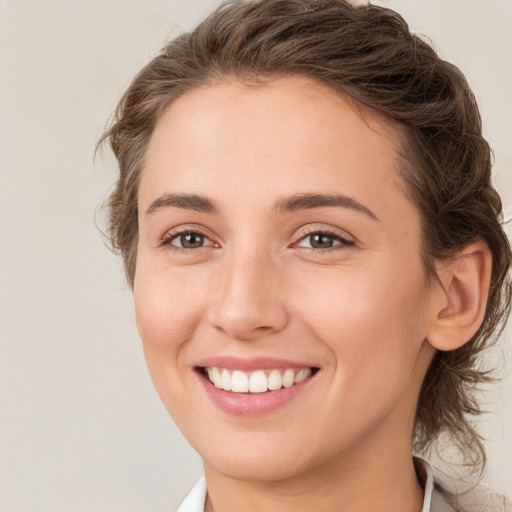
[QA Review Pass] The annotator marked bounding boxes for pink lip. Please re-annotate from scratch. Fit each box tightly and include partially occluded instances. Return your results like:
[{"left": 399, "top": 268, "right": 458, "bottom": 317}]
[
  {"left": 196, "top": 355, "right": 314, "bottom": 371},
  {"left": 196, "top": 360, "right": 318, "bottom": 416}
]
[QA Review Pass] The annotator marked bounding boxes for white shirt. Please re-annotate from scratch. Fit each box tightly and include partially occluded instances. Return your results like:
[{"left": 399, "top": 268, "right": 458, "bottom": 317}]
[{"left": 176, "top": 458, "right": 456, "bottom": 512}]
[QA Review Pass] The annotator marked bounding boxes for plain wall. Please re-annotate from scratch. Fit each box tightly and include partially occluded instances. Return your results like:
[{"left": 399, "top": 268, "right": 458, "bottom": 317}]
[{"left": 0, "top": 1, "right": 510, "bottom": 510}]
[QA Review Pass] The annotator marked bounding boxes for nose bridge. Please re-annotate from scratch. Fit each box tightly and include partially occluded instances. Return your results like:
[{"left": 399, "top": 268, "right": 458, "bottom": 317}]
[{"left": 208, "top": 241, "right": 288, "bottom": 340}]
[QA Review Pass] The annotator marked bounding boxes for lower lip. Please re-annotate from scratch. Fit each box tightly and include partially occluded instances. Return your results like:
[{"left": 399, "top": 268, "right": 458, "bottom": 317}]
[{"left": 197, "top": 371, "right": 315, "bottom": 416}]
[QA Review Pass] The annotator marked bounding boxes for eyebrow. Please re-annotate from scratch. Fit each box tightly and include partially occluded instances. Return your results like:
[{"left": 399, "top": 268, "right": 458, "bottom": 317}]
[
  {"left": 145, "top": 192, "right": 379, "bottom": 221},
  {"left": 145, "top": 193, "right": 218, "bottom": 215},
  {"left": 274, "top": 193, "right": 379, "bottom": 221}
]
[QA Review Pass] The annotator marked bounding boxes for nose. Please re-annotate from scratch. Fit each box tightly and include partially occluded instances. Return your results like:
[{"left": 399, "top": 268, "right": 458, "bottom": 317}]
[{"left": 206, "top": 249, "right": 289, "bottom": 342}]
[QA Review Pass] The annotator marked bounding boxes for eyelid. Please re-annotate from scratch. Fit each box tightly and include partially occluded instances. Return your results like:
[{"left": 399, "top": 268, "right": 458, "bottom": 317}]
[
  {"left": 158, "top": 223, "right": 356, "bottom": 252},
  {"left": 160, "top": 225, "right": 218, "bottom": 250},
  {"left": 292, "top": 225, "right": 356, "bottom": 249}
]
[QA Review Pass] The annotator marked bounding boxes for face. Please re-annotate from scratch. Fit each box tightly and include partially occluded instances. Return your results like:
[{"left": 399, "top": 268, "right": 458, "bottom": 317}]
[{"left": 135, "top": 77, "right": 436, "bottom": 483}]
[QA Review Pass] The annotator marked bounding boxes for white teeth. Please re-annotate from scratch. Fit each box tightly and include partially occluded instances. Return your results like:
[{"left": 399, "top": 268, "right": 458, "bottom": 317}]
[
  {"left": 205, "top": 367, "right": 314, "bottom": 393},
  {"left": 249, "top": 371, "right": 268, "bottom": 393},
  {"left": 231, "top": 370, "right": 249, "bottom": 392},
  {"left": 294, "top": 368, "right": 312, "bottom": 384},
  {"left": 208, "top": 367, "right": 222, "bottom": 388},
  {"left": 268, "top": 369, "right": 282, "bottom": 390},
  {"left": 221, "top": 369, "right": 231, "bottom": 391},
  {"left": 282, "top": 368, "right": 295, "bottom": 388}
]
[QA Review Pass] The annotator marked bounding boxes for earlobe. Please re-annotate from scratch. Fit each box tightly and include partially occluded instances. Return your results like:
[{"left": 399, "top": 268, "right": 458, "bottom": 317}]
[{"left": 426, "top": 241, "right": 492, "bottom": 352}]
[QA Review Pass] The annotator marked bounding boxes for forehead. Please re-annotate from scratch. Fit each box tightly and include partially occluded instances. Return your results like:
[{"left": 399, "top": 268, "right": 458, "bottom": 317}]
[
  {"left": 146, "top": 76, "right": 400, "bottom": 166},
  {"left": 139, "top": 76, "right": 417, "bottom": 230}
]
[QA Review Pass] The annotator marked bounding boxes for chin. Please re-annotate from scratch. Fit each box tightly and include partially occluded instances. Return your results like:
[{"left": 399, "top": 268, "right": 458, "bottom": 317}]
[
  {"left": 208, "top": 456, "right": 310, "bottom": 483},
  {"left": 200, "top": 436, "right": 330, "bottom": 483}
]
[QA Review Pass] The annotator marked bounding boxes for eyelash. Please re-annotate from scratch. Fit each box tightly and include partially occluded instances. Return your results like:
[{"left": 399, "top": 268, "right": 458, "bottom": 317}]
[
  {"left": 160, "top": 227, "right": 355, "bottom": 254},
  {"left": 293, "top": 227, "right": 355, "bottom": 252},
  {"left": 160, "top": 228, "right": 214, "bottom": 254}
]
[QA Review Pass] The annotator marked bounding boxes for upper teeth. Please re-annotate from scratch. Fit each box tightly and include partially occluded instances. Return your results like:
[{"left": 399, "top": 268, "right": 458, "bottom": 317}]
[{"left": 205, "top": 367, "right": 312, "bottom": 393}]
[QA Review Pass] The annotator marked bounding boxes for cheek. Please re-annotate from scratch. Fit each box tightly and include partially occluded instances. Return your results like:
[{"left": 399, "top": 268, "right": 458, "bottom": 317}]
[
  {"left": 133, "top": 269, "right": 203, "bottom": 420},
  {"left": 133, "top": 267, "right": 208, "bottom": 416},
  {"left": 295, "top": 263, "right": 427, "bottom": 334},
  {"left": 292, "top": 261, "right": 429, "bottom": 384},
  {"left": 134, "top": 265, "right": 205, "bottom": 351}
]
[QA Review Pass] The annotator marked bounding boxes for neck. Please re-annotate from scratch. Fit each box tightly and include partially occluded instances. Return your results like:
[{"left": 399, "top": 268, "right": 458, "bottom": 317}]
[{"left": 203, "top": 441, "right": 424, "bottom": 512}]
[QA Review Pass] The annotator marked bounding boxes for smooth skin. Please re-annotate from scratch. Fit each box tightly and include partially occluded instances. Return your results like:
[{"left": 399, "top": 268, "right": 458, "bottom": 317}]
[{"left": 134, "top": 77, "right": 492, "bottom": 512}]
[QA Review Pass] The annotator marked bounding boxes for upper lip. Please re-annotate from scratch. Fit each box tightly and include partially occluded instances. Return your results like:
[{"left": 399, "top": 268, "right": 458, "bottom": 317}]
[{"left": 196, "top": 355, "right": 317, "bottom": 371}]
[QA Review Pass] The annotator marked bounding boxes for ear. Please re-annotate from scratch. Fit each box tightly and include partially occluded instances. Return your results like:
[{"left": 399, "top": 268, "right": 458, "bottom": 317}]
[{"left": 426, "top": 240, "right": 492, "bottom": 351}]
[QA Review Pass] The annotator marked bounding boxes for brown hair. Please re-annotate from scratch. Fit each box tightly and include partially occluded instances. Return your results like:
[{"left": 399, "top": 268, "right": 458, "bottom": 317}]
[{"left": 98, "top": 0, "right": 511, "bottom": 476}]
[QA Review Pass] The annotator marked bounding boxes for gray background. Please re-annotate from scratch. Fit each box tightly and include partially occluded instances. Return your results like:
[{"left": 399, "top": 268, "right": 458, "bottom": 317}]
[{"left": 1, "top": 0, "right": 511, "bottom": 510}]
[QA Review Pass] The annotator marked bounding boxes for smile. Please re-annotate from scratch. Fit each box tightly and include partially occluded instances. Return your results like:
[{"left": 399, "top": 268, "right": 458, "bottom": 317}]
[{"left": 204, "top": 367, "right": 313, "bottom": 393}]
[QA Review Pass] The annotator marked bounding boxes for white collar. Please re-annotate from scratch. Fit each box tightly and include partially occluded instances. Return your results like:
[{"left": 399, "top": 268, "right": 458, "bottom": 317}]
[
  {"left": 421, "top": 457, "right": 435, "bottom": 512},
  {"left": 177, "top": 458, "right": 441, "bottom": 512},
  {"left": 177, "top": 477, "right": 206, "bottom": 512}
]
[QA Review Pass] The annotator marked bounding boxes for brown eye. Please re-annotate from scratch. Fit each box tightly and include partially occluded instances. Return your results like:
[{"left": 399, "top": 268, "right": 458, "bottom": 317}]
[
  {"left": 295, "top": 230, "right": 354, "bottom": 250},
  {"left": 161, "top": 228, "right": 217, "bottom": 252},
  {"left": 309, "top": 233, "right": 335, "bottom": 248},
  {"left": 176, "top": 232, "right": 205, "bottom": 248}
]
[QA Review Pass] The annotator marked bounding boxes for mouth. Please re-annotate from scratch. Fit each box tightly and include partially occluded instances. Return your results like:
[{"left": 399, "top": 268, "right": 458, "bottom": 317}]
[{"left": 197, "top": 366, "right": 319, "bottom": 394}]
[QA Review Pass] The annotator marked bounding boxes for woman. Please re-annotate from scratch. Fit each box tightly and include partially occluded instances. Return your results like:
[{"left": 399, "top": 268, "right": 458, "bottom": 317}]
[{"left": 98, "top": 0, "right": 511, "bottom": 510}]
